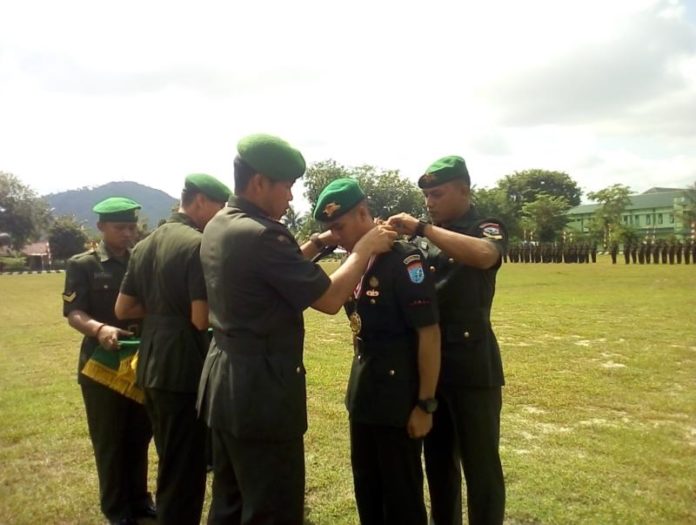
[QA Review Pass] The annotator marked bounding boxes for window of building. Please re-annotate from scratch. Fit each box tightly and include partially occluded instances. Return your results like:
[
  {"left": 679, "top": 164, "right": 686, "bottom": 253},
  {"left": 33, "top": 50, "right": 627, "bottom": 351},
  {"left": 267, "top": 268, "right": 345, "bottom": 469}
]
[
  {"left": 646, "top": 215, "right": 651, "bottom": 225},
  {"left": 634, "top": 215, "right": 640, "bottom": 225},
  {"left": 657, "top": 214, "right": 663, "bottom": 225},
  {"left": 669, "top": 214, "right": 674, "bottom": 224},
  {"left": 623, "top": 215, "right": 629, "bottom": 224}
]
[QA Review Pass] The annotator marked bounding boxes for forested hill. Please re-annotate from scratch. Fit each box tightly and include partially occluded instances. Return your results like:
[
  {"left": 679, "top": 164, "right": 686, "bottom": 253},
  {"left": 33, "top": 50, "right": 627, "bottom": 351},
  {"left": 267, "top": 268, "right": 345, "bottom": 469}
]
[{"left": 45, "top": 181, "right": 178, "bottom": 227}]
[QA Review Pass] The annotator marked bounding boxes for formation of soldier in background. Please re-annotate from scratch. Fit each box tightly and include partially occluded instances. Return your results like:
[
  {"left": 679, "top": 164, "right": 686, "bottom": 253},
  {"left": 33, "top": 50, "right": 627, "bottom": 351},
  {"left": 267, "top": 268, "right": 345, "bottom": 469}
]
[
  {"left": 505, "top": 238, "right": 695, "bottom": 265},
  {"left": 615, "top": 238, "right": 695, "bottom": 265},
  {"left": 505, "top": 241, "right": 598, "bottom": 264}
]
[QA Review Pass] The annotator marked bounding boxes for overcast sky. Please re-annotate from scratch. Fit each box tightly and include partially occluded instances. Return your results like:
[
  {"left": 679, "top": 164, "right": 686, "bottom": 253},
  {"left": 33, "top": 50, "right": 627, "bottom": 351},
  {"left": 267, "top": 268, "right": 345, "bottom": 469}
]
[{"left": 1, "top": 0, "right": 695, "bottom": 212}]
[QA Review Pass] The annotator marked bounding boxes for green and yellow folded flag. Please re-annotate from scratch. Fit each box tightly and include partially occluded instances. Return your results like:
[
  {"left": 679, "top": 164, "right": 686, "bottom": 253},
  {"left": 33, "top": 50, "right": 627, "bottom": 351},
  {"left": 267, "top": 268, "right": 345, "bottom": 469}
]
[{"left": 81, "top": 340, "right": 144, "bottom": 404}]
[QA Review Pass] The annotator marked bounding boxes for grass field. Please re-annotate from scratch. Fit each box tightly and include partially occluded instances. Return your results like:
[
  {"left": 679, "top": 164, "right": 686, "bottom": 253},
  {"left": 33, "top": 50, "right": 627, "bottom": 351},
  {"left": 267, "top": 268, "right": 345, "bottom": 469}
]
[{"left": 1, "top": 257, "right": 695, "bottom": 524}]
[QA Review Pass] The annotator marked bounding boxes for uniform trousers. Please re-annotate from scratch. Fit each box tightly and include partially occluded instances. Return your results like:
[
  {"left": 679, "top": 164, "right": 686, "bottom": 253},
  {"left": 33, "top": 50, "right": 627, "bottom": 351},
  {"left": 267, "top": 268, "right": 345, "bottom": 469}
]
[
  {"left": 424, "top": 387, "right": 504, "bottom": 525},
  {"left": 207, "top": 427, "right": 305, "bottom": 525},
  {"left": 80, "top": 379, "right": 152, "bottom": 521},
  {"left": 145, "top": 388, "right": 207, "bottom": 525},
  {"left": 350, "top": 421, "right": 427, "bottom": 525}
]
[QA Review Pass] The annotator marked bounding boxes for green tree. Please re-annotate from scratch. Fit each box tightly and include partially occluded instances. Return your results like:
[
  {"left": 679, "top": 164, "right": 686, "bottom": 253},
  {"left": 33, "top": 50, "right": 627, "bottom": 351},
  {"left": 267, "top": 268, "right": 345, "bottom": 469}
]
[
  {"left": 355, "top": 167, "right": 426, "bottom": 220},
  {"left": 0, "top": 172, "right": 52, "bottom": 250},
  {"left": 484, "top": 169, "right": 582, "bottom": 239},
  {"left": 587, "top": 184, "right": 632, "bottom": 249},
  {"left": 282, "top": 204, "right": 307, "bottom": 237},
  {"left": 472, "top": 187, "right": 518, "bottom": 237},
  {"left": 497, "top": 169, "right": 582, "bottom": 209},
  {"left": 48, "top": 215, "right": 88, "bottom": 260},
  {"left": 303, "top": 160, "right": 425, "bottom": 225},
  {"left": 303, "top": 159, "right": 352, "bottom": 210},
  {"left": 678, "top": 181, "right": 696, "bottom": 236},
  {"left": 520, "top": 193, "right": 571, "bottom": 242}
]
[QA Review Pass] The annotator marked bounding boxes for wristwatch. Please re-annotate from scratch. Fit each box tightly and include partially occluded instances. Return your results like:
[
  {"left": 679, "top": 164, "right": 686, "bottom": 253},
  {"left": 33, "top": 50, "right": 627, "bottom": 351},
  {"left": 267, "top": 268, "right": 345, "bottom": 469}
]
[
  {"left": 416, "top": 397, "right": 438, "bottom": 414},
  {"left": 310, "top": 232, "right": 325, "bottom": 250},
  {"left": 415, "top": 219, "right": 429, "bottom": 237}
]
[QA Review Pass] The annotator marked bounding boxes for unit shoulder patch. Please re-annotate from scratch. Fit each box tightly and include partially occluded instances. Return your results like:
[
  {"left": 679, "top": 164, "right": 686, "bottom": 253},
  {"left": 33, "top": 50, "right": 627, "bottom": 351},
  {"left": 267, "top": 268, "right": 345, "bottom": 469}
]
[
  {"left": 479, "top": 222, "right": 503, "bottom": 240},
  {"left": 62, "top": 291, "right": 77, "bottom": 303},
  {"left": 406, "top": 260, "right": 425, "bottom": 284}
]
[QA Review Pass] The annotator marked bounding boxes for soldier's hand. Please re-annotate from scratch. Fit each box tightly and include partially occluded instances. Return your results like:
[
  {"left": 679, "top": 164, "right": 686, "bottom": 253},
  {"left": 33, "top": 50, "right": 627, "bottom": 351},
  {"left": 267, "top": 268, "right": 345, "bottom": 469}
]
[
  {"left": 97, "top": 325, "right": 134, "bottom": 350},
  {"left": 354, "top": 224, "right": 397, "bottom": 255},
  {"left": 386, "top": 213, "right": 418, "bottom": 236},
  {"left": 318, "top": 229, "right": 339, "bottom": 247},
  {"left": 407, "top": 406, "right": 433, "bottom": 439}
]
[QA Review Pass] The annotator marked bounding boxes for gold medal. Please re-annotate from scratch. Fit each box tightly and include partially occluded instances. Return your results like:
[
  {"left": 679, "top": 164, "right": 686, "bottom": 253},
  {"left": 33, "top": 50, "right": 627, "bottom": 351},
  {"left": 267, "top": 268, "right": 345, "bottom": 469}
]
[{"left": 349, "top": 312, "right": 362, "bottom": 335}]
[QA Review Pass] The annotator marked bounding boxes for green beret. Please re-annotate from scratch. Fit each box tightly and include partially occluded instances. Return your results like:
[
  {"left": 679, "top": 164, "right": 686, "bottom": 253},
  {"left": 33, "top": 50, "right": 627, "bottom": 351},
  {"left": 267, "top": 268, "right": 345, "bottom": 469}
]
[
  {"left": 185, "top": 173, "right": 231, "bottom": 203},
  {"left": 418, "top": 155, "right": 470, "bottom": 189},
  {"left": 237, "top": 133, "right": 306, "bottom": 182},
  {"left": 92, "top": 197, "right": 141, "bottom": 223},
  {"left": 313, "top": 178, "right": 366, "bottom": 222}
]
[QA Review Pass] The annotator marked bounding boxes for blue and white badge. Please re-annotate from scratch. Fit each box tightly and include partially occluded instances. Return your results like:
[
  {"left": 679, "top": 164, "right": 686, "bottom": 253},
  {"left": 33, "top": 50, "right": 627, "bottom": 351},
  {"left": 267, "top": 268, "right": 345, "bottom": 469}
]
[{"left": 407, "top": 261, "right": 425, "bottom": 284}]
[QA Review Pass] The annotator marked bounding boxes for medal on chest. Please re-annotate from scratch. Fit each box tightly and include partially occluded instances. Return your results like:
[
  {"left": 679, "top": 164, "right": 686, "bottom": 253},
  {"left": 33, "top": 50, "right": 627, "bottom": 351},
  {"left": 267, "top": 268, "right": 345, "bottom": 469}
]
[{"left": 349, "top": 311, "right": 362, "bottom": 335}]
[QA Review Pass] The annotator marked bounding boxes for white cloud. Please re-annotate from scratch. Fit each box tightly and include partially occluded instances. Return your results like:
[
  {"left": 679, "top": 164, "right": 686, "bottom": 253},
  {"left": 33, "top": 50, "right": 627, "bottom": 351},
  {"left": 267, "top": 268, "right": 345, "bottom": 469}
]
[{"left": 0, "top": 0, "right": 695, "bottom": 213}]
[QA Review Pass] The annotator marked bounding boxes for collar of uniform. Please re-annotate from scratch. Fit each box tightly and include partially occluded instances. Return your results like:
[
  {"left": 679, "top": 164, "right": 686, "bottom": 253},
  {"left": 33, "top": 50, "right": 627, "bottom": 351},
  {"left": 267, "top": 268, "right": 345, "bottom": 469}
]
[
  {"left": 96, "top": 240, "right": 129, "bottom": 262},
  {"left": 441, "top": 205, "right": 479, "bottom": 229},
  {"left": 167, "top": 211, "right": 199, "bottom": 230},
  {"left": 229, "top": 195, "right": 271, "bottom": 220}
]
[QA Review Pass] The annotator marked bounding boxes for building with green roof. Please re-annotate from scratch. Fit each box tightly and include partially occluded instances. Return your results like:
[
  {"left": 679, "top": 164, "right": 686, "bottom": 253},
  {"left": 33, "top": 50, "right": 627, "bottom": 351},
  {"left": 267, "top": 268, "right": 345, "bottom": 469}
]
[{"left": 566, "top": 187, "right": 694, "bottom": 239}]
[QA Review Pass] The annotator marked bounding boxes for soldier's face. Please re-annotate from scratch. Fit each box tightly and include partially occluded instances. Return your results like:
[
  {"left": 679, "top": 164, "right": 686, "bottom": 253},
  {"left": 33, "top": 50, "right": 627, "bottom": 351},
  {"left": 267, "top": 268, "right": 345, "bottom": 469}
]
[
  {"left": 423, "top": 181, "right": 469, "bottom": 225},
  {"left": 98, "top": 222, "right": 138, "bottom": 250},
  {"left": 262, "top": 179, "right": 294, "bottom": 220},
  {"left": 327, "top": 207, "right": 368, "bottom": 251}
]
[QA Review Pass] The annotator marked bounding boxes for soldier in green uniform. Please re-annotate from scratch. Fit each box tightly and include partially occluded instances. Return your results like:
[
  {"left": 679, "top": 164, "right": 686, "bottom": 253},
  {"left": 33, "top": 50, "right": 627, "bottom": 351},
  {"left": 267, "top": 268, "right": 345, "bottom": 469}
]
[
  {"left": 610, "top": 242, "right": 618, "bottom": 264},
  {"left": 685, "top": 239, "right": 692, "bottom": 264},
  {"left": 314, "top": 179, "right": 441, "bottom": 525},
  {"left": 62, "top": 198, "right": 154, "bottom": 525},
  {"left": 638, "top": 240, "right": 646, "bottom": 264},
  {"left": 197, "top": 134, "right": 396, "bottom": 525},
  {"left": 388, "top": 156, "right": 507, "bottom": 525},
  {"left": 115, "top": 174, "right": 231, "bottom": 524}
]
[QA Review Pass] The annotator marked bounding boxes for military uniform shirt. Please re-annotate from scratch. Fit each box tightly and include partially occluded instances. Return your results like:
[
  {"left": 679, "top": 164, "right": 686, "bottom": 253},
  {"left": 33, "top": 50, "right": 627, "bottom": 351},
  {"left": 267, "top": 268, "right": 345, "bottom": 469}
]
[
  {"left": 62, "top": 241, "right": 138, "bottom": 383},
  {"left": 416, "top": 208, "right": 508, "bottom": 387},
  {"left": 345, "top": 241, "right": 439, "bottom": 427},
  {"left": 121, "top": 212, "right": 207, "bottom": 318},
  {"left": 198, "top": 196, "right": 331, "bottom": 440},
  {"left": 120, "top": 212, "right": 209, "bottom": 392}
]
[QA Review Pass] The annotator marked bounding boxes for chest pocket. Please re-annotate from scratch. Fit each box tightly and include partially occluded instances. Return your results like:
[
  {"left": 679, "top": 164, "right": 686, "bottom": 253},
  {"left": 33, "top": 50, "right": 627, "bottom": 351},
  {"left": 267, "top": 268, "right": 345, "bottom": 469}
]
[
  {"left": 91, "top": 275, "right": 117, "bottom": 292},
  {"left": 444, "top": 317, "right": 487, "bottom": 344}
]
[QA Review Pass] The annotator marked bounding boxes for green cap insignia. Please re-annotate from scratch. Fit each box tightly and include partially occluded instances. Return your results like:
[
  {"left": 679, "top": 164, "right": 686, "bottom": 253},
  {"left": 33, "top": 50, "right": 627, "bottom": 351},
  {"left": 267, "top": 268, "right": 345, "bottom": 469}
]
[{"left": 313, "top": 178, "right": 366, "bottom": 222}]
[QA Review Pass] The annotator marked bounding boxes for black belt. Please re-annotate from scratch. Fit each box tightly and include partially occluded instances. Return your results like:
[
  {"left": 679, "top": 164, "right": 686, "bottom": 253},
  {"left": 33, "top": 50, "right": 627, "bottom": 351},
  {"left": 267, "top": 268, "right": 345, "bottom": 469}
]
[
  {"left": 143, "top": 314, "right": 192, "bottom": 329},
  {"left": 354, "top": 336, "right": 413, "bottom": 355},
  {"left": 213, "top": 328, "right": 304, "bottom": 357}
]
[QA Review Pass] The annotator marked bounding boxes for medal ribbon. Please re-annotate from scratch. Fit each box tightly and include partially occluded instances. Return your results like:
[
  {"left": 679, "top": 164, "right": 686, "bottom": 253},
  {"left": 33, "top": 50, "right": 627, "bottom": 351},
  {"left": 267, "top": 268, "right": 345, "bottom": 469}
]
[{"left": 353, "top": 255, "right": 376, "bottom": 300}]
